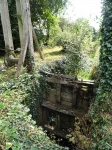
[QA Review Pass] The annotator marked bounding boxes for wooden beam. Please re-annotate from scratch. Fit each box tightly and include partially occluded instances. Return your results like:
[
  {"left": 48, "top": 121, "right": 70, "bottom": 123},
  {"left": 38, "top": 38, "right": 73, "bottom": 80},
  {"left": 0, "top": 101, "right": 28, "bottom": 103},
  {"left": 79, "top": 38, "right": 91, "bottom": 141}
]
[
  {"left": 56, "top": 83, "right": 61, "bottom": 104},
  {"left": 15, "top": 0, "right": 23, "bottom": 48},
  {"left": 15, "top": 33, "right": 28, "bottom": 77},
  {"left": 32, "top": 26, "right": 44, "bottom": 60},
  {"left": 20, "top": 0, "right": 34, "bottom": 56},
  {"left": 0, "top": 0, "right": 14, "bottom": 51},
  {"left": 19, "top": 0, "right": 34, "bottom": 72},
  {"left": 8, "top": 55, "right": 19, "bottom": 64}
]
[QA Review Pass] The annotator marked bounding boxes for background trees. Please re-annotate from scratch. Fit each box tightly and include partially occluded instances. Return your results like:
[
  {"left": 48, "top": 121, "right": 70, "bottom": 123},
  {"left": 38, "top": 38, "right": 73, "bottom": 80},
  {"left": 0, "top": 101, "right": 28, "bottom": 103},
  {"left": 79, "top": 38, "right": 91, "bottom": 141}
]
[
  {"left": 0, "top": 0, "right": 100, "bottom": 78},
  {"left": 48, "top": 17, "right": 100, "bottom": 78},
  {"left": 30, "top": 0, "right": 68, "bottom": 46},
  {"left": 0, "top": 0, "right": 68, "bottom": 54}
]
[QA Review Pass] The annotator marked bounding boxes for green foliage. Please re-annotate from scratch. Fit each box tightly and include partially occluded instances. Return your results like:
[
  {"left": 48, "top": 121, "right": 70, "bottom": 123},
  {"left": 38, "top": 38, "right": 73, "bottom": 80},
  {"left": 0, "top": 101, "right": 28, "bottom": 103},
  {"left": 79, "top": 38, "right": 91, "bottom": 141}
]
[
  {"left": 48, "top": 18, "right": 99, "bottom": 77},
  {"left": 89, "top": 0, "right": 112, "bottom": 149},
  {"left": 0, "top": 73, "right": 46, "bottom": 122},
  {"left": 50, "top": 18, "right": 95, "bottom": 53},
  {"left": 39, "top": 58, "right": 67, "bottom": 74},
  {"left": 0, "top": 73, "right": 68, "bottom": 149},
  {"left": 90, "top": 91, "right": 112, "bottom": 150},
  {"left": 39, "top": 49, "right": 94, "bottom": 78},
  {"left": 30, "top": 0, "right": 68, "bottom": 45},
  {"left": 0, "top": 0, "right": 68, "bottom": 53},
  {"left": 67, "top": 115, "right": 93, "bottom": 150},
  {"left": 64, "top": 49, "right": 82, "bottom": 76},
  {"left": 77, "top": 70, "right": 91, "bottom": 80},
  {"left": 99, "top": 0, "right": 112, "bottom": 91}
]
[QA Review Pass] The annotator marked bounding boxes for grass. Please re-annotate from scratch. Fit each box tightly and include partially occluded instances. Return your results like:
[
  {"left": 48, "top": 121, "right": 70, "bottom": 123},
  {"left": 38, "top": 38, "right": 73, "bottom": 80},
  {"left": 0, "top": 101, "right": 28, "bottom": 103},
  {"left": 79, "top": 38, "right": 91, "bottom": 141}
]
[
  {"left": 78, "top": 70, "right": 91, "bottom": 80},
  {"left": 35, "top": 46, "right": 63, "bottom": 60},
  {"left": 0, "top": 46, "right": 93, "bottom": 82},
  {"left": 34, "top": 46, "right": 65, "bottom": 69},
  {"left": 0, "top": 46, "right": 64, "bottom": 83}
]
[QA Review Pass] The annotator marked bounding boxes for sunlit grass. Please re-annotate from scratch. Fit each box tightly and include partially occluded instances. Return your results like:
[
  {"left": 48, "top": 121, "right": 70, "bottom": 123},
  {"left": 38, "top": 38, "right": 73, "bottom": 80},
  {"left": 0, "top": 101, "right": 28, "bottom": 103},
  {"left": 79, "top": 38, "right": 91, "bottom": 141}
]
[
  {"left": 35, "top": 46, "right": 63, "bottom": 59},
  {"left": 0, "top": 46, "right": 64, "bottom": 83},
  {"left": 34, "top": 46, "right": 64, "bottom": 68},
  {"left": 0, "top": 46, "right": 93, "bottom": 81},
  {"left": 0, "top": 68, "right": 16, "bottom": 85},
  {"left": 78, "top": 71, "right": 91, "bottom": 80},
  {"left": 43, "top": 46, "right": 63, "bottom": 54}
]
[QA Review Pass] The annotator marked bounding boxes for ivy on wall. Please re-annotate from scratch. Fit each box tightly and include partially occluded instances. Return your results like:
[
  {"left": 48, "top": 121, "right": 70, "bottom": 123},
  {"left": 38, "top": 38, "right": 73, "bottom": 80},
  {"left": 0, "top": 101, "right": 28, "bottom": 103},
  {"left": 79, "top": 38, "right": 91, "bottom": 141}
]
[
  {"left": 99, "top": 0, "right": 112, "bottom": 91},
  {"left": 90, "top": 0, "right": 112, "bottom": 149}
]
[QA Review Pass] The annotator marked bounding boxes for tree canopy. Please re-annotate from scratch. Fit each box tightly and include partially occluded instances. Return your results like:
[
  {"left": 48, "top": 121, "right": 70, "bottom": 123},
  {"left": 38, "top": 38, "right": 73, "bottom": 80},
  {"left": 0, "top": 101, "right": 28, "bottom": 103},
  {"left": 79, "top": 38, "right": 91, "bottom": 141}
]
[{"left": 0, "top": 0, "right": 68, "bottom": 53}]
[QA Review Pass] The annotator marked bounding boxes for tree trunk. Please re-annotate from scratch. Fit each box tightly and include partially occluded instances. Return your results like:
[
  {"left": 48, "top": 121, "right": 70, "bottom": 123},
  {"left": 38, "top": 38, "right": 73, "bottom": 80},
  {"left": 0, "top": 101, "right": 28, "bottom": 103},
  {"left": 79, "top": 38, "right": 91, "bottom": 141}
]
[
  {"left": 20, "top": 0, "right": 34, "bottom": 72},
  {"left": 0, "top": 0, "right": 14, "bottom": 52},
  {"left": 15, "top": 0, "right": 23, "bottom": 48},
  {"left": 32, "top": 27, "right": 44, "bottom": 60}
]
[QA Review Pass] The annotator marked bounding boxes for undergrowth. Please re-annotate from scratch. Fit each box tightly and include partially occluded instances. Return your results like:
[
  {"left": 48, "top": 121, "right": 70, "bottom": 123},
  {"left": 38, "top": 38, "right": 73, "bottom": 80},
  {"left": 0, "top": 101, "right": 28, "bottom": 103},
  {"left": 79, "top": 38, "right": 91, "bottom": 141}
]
[{"left": 0, "top": 72, "right": 68, "bottom": 150}]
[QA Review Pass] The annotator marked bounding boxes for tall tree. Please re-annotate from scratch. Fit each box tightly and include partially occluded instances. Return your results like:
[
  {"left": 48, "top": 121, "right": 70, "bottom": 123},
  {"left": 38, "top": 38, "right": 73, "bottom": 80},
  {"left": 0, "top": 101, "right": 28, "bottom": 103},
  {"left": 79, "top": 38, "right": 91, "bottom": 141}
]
[
  {"left": 0, "top": 0, "right": 19, "bottom": 55},
  {"left": 0, "top": 0, "right": 68, "bottom": 53},
  {"left": 29, "top": 0, "right": 68, "bottom": 45}
]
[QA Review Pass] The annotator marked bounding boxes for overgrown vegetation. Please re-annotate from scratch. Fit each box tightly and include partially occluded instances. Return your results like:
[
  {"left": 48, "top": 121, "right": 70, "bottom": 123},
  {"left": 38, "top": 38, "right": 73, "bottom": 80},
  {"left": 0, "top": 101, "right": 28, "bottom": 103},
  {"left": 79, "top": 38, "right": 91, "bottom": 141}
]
[
  {"left": 0, "top": 71, "right": 68, "bottom": 150},
  {"left": 0, "top": 0, "right": 68, "bottom": 53},
  {"left": 0, "top": 0, "right": 112, "bottom": 149},
  {"left": 47, "top": 17, "right": 100, "bottom": 78},
  {"left": 89, "top": 0, "right": 112, "bottom": 149},
  {"left": 66, "top": 0, "right": 112, "bottom": 149}
]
